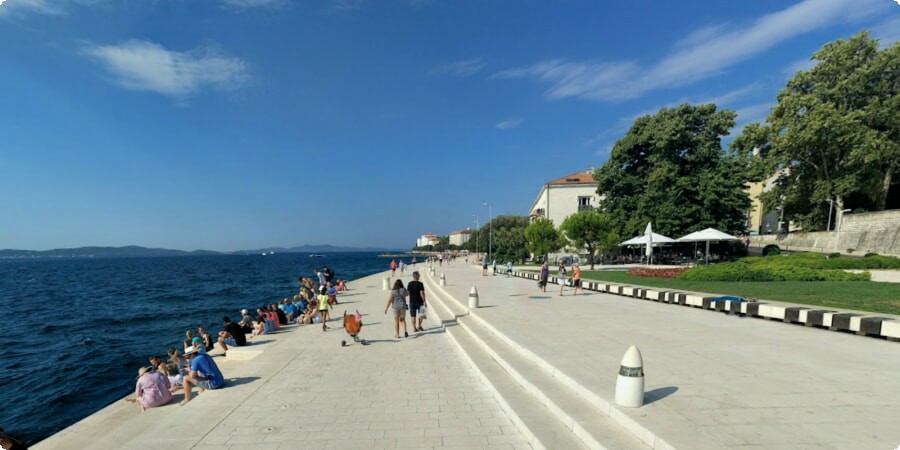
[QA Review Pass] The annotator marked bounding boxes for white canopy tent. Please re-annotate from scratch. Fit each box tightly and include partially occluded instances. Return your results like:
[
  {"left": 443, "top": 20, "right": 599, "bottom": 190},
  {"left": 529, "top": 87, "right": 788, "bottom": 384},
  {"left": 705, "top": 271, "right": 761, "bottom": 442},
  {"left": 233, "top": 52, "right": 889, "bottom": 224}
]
[
  {"left": 620, "top": 228, "right": 675, "bottom": 264},
  {"left": 676, "top": 228, "right": 740, "bottom": 263},
  {"left": 620, "top": 232, "right": 676, "bottom": 246}
]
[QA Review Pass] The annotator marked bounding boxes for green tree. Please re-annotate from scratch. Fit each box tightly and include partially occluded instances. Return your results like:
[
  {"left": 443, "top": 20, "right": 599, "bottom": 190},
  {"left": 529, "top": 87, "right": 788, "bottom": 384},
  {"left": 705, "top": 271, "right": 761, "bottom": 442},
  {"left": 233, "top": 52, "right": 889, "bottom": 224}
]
[
  {"left": 559, "top": 211, "right": 618, "bottom": 269},
  {"left": 736, "top": 32, "right": 899, "bottom": 229},
  {"left": 524, "top": 218, "right": 561, "bottom": 262},
  {"left": 595, "top": 103, "right": 750, "bottom": 238},
  {"left": 473, "top": 216, "right": 530, "bottom": 264}
]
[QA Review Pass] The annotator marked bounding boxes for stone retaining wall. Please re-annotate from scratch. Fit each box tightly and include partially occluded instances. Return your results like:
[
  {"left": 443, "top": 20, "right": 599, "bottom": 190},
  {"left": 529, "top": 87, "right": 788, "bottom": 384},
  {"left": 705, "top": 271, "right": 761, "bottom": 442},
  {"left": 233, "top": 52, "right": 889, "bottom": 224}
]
[{"left": 749, "top": 209, "right": 900, "bottom": 257}]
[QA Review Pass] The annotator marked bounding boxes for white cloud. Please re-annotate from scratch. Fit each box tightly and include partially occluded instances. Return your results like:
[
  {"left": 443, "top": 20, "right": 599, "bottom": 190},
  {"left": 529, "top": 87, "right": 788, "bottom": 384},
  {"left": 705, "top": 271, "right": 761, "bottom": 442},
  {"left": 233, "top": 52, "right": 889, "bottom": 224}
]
[
  {"left": 495, "top": 0, "right": 888, "bottom": 102},
  {"left": 83, "top": 40, "right": 249, "bottom": 98},
  {"left": 428, "top": 58, "right": 486, "bottom": 77},
  {"left": 331, "top": 0, "right": 362, "bottom": 10},
  {"left": 871, "top": 15, "right": 900, "bottom": 46},
  {"left": 783, "top": 57, "right": 819, "bottom": 77},
  {"left": 220, "top": 0, "right": 288, "bottom": 9},
  {"left": 0, "top": 0, "right": 66, "bottom": 15},
  {"left": 495, "top": 118, "right": 523, "bottom": 130},
  {"left": 699, "top": 83, "right": 764, "bottom": 106},
  {"left": 732, "top": 102, "right": 773, "bottom": 135}
]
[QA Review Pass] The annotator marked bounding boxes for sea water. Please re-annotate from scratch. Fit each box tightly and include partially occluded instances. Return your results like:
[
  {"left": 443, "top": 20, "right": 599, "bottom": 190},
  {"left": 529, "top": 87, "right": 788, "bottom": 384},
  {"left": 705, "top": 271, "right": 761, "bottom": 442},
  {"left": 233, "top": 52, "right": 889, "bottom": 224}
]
[{"left": 0, "top": 252, "right": 387, "bottom": 445}]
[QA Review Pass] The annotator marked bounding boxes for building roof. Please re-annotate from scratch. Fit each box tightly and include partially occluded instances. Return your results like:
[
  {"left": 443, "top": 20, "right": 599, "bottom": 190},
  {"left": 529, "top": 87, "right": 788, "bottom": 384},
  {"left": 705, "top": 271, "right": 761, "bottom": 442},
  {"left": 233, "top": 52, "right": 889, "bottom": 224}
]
[
  {"left": 546, "top": 171, "right": 594, "bottom": 185},
  {"left": 450, "top": 229, "right": 474, "bottom": 235},
  {"left": 420, "top": 233, "right": 439, "bottom": 239}
]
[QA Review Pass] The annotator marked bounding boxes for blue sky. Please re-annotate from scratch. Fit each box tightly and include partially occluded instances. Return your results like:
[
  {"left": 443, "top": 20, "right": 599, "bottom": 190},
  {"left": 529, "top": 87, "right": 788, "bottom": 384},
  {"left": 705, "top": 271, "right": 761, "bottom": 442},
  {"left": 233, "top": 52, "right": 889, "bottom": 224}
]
[{"left": 1, "top": 0, "right": 898, "bottom": 251}]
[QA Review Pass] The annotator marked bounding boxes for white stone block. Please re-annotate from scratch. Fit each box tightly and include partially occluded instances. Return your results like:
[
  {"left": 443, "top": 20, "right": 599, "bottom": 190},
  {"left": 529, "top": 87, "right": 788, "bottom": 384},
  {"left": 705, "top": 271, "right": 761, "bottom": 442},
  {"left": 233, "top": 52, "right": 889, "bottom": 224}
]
[
  {"left": 758, "top": 305, "right": 786, "bottom": 320},
  {"left": 685, "top": 295, "right": 703, "bottom": 307},
  {"left": 822, "top": 312, "right": 837, "bottom": 328},
  {"left": 622, "top": 287, "right": 634, "bottom": 297},
  {"left": 646, "top": 290, "right": 660, "bottom": 300},
  {"left": 849, "top": 316, "right": 863, "bottom": 332},
  {"left": 881, "top": 320, "right": 900, "bottom": 339},
  {"left": 798, "top": 309, "right": 810, "bottom": 323}
]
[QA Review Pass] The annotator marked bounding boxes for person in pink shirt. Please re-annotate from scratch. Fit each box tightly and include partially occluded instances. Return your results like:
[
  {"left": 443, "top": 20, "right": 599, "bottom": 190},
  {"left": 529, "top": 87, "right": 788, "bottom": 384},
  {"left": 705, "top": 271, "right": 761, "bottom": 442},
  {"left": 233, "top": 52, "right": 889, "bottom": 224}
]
[{"left": 127, "top": 366, "right": 172, "bottom": 411}]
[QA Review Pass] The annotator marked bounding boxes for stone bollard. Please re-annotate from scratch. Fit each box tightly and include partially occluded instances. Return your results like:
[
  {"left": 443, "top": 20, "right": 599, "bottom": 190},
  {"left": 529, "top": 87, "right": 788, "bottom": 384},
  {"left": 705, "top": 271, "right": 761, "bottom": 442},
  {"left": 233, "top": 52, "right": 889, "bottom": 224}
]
[
  {"left": 468, "top": 286, "right": 479, "bottom": 311},
  {"left": 440, "top": 273, "right": 446, "bottom": 286},
  {"left": 382, "top": 277, "right": 390, "bottom": 291},
  {"left": 615, "top": 346, "right": 645, "bottom": 408}
]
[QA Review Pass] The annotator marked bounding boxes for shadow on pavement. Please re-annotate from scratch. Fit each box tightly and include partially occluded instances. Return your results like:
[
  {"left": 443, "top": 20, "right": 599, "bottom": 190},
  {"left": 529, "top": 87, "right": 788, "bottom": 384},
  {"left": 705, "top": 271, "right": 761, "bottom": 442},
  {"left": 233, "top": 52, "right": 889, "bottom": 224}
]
[
  {"left": 644, "top": 386, "right": 678, "bottom": 405},
  {"left": 527, "top": 296, "right": 552, "bottom": 300},
  {"left": 226, "top": 377, "right": 261, "bottom": 388}
]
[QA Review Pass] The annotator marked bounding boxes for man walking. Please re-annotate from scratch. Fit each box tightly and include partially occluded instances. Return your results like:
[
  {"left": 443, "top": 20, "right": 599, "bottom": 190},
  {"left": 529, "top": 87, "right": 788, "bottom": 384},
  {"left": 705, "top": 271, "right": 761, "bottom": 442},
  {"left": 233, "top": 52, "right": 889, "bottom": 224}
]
[{"left": 407, "top": 271, "right": 427, "bottom": 332}]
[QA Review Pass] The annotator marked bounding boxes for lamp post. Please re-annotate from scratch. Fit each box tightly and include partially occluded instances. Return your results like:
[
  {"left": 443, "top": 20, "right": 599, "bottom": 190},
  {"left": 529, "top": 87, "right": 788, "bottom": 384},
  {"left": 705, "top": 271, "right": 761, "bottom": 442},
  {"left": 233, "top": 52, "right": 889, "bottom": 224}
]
[
  {"left": 483, "top": 202, "right": 493, "bottom": 262},
  {"left": 473, "top": 215, "right": 479, "bottom": 258}
]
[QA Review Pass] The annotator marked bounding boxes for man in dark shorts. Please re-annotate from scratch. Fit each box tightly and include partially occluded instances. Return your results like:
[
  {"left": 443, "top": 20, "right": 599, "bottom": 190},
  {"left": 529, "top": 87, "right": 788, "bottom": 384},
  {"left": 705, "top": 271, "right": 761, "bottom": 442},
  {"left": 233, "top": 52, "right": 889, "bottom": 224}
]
[{"left": 407, "top": 271, "right": 427, "bottom": 332}]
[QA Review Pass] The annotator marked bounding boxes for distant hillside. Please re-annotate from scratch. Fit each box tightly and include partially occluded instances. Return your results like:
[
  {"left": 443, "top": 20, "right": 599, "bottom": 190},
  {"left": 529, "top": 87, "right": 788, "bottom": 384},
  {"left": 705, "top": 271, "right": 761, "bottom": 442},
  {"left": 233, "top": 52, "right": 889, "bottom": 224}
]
[
  {"left": 235, "top": 244, "right": 400, "bottom": 254},
  {"left": 0, "top": 244, "right": 400, "bottom": 260},
  {"left": 0, "top": 246, "right": 220, "bottom": 260}
]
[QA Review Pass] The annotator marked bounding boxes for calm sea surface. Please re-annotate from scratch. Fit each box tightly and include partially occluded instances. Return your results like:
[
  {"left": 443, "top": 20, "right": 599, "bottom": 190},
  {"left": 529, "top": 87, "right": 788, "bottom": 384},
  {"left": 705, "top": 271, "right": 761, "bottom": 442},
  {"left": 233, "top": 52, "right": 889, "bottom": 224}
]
[{"left": 0, "top": 252, "right": 388, "bottom": 445}]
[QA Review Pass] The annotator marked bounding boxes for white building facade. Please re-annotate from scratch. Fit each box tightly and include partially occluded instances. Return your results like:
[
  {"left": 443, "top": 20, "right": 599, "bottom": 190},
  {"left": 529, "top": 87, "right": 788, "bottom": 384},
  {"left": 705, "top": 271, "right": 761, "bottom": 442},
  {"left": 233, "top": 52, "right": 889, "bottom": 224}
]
[
  {"left": 528, "top": 171, "right": 602, "bottom": 226},
  {"left": 449, "top": 229, "right": 473, "bottom": 246},
  {"left": 416, "top": 233, "right": 439, "bottom": 248}
]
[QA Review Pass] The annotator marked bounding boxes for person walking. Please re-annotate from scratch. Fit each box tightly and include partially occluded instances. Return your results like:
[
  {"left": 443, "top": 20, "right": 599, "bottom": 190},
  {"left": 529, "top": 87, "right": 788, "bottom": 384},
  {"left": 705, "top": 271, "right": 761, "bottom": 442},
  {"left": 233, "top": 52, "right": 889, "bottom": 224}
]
[
  {"left": 539, "top": 261, "right": 549, "bottom": 293},
  {"left": 571, "top": 263, "right": 583, "bottom": 296},
  {"left": 482, "top": 257, "right": 488, "bottom": 276},
  {"left": 506, "top": 261, "right": 513, "bottom": 277},
  {"left": 558, "top": 263, "right": 568, "bottom": 296},
  {"left": 317, "top": 286, "right": 332, "bottom": 331},
  {"left": 407, "top": 271, "right": 427, "bottom": 332},
  {"left": 384, "top": 279, "right": 409, "bottom": 338},
  {"left": 390, "top": 259, "right": 397, "bottom": 276}
]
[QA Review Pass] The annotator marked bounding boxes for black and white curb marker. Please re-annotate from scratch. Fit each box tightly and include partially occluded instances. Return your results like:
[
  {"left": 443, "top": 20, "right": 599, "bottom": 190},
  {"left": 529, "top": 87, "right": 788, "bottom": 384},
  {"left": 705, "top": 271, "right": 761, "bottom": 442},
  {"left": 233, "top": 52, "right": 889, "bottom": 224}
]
[{"left": 615, "top": 346, "right": 645, "bottom": 408}]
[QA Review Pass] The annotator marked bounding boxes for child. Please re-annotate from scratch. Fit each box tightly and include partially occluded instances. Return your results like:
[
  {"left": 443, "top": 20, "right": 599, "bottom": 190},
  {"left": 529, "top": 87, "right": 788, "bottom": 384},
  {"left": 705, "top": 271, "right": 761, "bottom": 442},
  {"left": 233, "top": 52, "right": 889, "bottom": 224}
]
[{"left": 317, "top": 286, "right": 332, "bottom": 331}]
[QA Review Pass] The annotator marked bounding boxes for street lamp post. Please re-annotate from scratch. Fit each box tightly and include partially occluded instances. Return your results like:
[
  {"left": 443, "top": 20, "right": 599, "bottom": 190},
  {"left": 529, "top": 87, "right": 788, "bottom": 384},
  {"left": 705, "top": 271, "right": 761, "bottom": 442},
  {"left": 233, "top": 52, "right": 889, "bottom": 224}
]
[
  {"left": 473, "top": 215, "right": 479, "bottom": 258},
  {"left": 483, "top": 202, "right": 493, "bottom": 262}
]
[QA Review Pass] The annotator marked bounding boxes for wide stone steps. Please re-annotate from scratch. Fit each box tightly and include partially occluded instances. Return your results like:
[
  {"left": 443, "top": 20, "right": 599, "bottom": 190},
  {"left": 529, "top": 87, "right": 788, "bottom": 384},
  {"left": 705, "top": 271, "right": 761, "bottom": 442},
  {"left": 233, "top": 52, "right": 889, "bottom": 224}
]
[{"left": 424, "top": 274, "right": 649, "bottom": 450}]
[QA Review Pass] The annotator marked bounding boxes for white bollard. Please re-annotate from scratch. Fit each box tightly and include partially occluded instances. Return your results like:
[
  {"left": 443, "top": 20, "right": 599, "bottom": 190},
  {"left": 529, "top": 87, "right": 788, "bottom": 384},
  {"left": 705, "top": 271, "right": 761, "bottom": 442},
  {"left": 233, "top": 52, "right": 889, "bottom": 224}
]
[
  {"left": 468, "top": 286, "right": 479, "bottom": 310},
  {"left": 615, "top": 346, "right": 645, "bottom": 407},
  {"left": 440, "top": 273, "right": 446, "bottom": 286},
  {"left": 382, "top": 277, "right": 390, "bottom": 291}
]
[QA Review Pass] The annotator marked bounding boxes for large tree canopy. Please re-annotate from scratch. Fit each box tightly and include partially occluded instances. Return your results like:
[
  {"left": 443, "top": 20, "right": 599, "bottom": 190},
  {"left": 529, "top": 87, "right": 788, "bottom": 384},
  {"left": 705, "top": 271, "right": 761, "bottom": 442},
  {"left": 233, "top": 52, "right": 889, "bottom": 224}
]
[
  {"left": 559, "top": 211, "right": 618, "bottom": 269},
  {"left": 595, "top": 103, "right": 750, "bottom": 238},
  {"left": 734, "top": 32, "right": 900, "bottom": 230},
  {"left": 471, "top": 215, "right": 529, "bottom": 264},
  {"left": 524, "top": 218, "right": 561, "bottom": 262}
]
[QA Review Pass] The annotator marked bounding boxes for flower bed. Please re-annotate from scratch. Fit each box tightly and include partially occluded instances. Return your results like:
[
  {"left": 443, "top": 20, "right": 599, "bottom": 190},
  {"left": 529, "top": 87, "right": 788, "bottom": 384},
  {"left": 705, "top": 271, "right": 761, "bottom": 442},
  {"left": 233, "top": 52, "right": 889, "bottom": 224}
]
[{"left": 627, "top": 267, "right": 690, "bottom": 278}]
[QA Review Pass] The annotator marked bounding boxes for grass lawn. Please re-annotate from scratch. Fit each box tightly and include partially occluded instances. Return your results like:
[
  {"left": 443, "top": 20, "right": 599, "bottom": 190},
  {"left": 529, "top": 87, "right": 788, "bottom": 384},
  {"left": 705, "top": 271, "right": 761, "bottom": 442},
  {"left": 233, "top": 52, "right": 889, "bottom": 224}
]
[{"left": 542, "top": 270, "right": 900, "bottom": 315}]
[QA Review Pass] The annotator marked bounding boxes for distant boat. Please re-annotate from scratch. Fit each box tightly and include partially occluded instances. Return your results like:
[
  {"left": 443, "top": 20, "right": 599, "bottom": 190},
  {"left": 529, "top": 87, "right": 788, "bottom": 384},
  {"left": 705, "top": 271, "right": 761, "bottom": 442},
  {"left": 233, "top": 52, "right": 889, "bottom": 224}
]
[{"left": 309, "top": 254, "right": 324, "bottom": 257}]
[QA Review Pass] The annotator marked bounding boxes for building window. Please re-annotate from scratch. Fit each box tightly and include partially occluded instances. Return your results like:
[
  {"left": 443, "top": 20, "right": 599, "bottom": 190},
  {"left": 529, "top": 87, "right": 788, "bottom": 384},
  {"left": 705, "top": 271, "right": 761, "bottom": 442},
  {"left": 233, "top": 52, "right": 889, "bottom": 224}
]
[
  {"left": 534, "top": 208, "right": 545, "bottom": 217},
  {"left": 577, "top": 197, "right": 592, "bottom": 211}
]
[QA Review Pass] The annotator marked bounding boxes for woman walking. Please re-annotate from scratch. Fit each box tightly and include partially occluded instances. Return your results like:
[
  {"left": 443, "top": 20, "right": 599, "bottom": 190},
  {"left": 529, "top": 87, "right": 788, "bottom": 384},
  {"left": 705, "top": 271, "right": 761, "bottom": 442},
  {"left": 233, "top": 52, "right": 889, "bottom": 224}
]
[
  {"left": 384, "top": 279, "right": 409, "bottom": 339},
  {"left": 539, "top": 261, "right": 549, "bottom": 293}
]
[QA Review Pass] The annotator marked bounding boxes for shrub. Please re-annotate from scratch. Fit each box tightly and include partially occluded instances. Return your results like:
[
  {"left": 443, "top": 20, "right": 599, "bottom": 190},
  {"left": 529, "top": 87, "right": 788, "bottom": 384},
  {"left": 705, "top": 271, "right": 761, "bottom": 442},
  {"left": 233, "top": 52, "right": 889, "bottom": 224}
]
[
  {"left": 828, "top": 253, "right": 841, "bottom": 258},
  {"left": 679, "top": 264, "right": 871, "bottom": 282},
  {"left": 763, "top": 245, "right": 781, "bottom": 256},
  {"left": 864, "top": 253, "right": 879, "bottom": 258},
  {"left": 627, "top": 267, "right": 690, "bottom": 278}
]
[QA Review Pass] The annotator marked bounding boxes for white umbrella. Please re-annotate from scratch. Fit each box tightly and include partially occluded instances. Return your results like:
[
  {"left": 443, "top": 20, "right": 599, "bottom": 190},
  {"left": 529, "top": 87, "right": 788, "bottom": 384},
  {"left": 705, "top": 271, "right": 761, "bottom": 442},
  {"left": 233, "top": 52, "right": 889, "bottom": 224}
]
[
  {"left": 644, "top": 222, "right": 653, "bottom": 264},
  {"left": 676, "top": 228, "right": 740, "bottom": 263},
  {"left": 620, "top": 232, "right": 676, "bottom": 246}
]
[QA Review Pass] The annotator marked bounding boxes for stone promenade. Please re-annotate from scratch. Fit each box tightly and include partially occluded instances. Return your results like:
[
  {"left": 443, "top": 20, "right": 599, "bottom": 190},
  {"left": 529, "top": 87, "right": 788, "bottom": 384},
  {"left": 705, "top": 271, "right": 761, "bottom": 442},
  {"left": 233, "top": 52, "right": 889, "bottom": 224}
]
[
  {"left": 422, "top": 260, "right": 900, "bottom": 449},
  {"left": 34, "top": 270, "right": 533, "bottom": 450}
]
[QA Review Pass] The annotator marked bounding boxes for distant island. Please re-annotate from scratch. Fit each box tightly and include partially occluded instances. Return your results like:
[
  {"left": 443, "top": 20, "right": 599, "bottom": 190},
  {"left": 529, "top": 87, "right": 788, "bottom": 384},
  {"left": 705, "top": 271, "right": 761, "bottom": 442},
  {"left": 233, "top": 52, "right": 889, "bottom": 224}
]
[{"left": 0, "top": 244, "right": 401, "bottom": 260}]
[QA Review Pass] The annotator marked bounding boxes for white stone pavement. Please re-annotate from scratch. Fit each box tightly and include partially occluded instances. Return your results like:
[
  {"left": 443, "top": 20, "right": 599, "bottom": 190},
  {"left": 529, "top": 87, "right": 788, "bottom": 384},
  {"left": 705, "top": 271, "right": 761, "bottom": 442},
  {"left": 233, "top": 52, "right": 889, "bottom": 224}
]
[
  {"left": 34, "top": 270, "right": 533, "bottom": 450},
  {"left": 425, "top": 261, "right": 900, "bottom": 449}
]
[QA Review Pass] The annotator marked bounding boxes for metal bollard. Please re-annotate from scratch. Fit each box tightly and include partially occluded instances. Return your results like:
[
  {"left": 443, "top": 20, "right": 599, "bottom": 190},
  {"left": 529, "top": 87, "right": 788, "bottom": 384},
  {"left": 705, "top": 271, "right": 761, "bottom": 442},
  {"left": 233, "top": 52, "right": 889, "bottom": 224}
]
[
  {"left": 615, "top": 346, "right": 645, "bottom": 407},
  {"left": 468, "top": 286, "right": 479, "bottom": 310},
  {"left": 382, "top": 277, "right": 390, "bottom": 291},
  {"left": 439, "top": 273, "right": 446, "bottom": 286}
]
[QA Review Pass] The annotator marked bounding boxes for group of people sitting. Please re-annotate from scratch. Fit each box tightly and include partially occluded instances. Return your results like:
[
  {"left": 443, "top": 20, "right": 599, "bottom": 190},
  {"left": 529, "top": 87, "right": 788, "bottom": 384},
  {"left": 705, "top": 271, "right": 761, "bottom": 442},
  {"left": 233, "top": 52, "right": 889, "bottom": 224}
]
[{"left": 128, "top": 267, "right": 350, "bottom": 411}]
